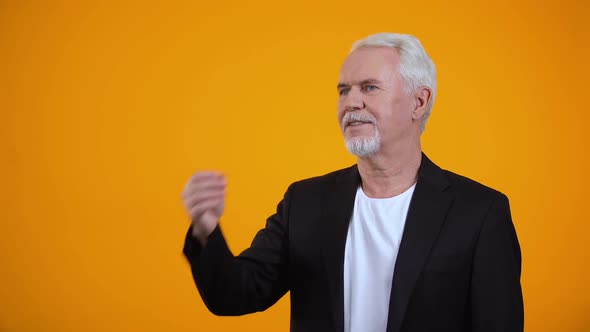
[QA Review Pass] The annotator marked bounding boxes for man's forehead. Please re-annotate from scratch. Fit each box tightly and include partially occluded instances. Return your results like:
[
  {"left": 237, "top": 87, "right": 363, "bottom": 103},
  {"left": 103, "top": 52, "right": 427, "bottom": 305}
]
[
  {"left": 338, "top": 47, "right": 399, "bottom": 84},
  {"left": 337, "top": 78, "right": 384, "bottom": 88}
]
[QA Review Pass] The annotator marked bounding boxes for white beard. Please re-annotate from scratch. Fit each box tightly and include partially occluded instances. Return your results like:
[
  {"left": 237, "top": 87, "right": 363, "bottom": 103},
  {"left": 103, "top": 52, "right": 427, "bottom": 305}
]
[
  {"left": 342, "top": 111, "right": 381, "bottom": 157},
  {"left": 344, "top": 126, "right": 381, "bottom": 157}
]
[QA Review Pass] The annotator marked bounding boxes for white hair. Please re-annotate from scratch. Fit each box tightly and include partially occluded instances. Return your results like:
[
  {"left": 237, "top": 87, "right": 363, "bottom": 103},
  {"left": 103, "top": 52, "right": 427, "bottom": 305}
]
[{"left": 351, "top": 33, "right": 437, "bottom": 133}]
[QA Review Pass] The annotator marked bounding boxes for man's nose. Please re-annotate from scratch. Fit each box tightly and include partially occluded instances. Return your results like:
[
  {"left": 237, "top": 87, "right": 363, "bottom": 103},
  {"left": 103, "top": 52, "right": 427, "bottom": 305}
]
[{"left": 343, "top": 86, "right": 365, "bottom": 112}]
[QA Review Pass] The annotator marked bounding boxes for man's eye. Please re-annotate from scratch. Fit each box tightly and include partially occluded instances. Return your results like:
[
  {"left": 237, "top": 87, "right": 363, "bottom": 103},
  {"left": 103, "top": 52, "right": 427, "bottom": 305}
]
[
  {"left": 338, "top": 88, "right": 350, "bottom": 96},
  {"left": 363, "top": 85, "right": 378, "bottom": 92}
]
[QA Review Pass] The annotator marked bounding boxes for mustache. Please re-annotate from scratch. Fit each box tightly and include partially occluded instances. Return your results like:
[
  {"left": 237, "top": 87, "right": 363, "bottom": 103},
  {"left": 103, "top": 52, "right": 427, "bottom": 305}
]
[{"left": 341, "top": 112, "right": 377, "bottom": 128}]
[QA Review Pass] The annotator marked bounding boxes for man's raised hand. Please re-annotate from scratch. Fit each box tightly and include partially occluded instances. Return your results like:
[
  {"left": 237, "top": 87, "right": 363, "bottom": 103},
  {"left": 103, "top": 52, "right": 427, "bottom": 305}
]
[{"left": 182, "top": 172, "right": 226, "bottom": 245}]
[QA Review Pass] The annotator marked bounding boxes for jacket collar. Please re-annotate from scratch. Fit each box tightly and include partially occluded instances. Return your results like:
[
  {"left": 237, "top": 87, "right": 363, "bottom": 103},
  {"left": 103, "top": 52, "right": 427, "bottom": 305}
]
[{"left": 320, "top": 152, "right": 453, "bottom": 332}]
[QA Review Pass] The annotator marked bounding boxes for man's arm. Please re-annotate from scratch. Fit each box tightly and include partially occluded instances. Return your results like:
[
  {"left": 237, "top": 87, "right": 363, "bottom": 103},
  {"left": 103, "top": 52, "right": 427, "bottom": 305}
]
[
  {"left": 471, "top": 194, "right": 524, "bottom": 331},
  {"left": 182, "top": 184, "right": 292, "bottom": 316}
]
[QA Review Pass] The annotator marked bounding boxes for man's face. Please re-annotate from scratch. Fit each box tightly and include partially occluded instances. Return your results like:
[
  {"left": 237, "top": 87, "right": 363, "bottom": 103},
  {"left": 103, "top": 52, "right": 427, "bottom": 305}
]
[{"left": 337, "top": 47, "right": 416, "bottom": 156}]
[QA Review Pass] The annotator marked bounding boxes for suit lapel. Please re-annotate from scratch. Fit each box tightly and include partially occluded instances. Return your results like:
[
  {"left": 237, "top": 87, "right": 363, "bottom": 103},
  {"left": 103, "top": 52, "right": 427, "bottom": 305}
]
[
  {"left": 386, "top": 154, "right": 453, "bottom": 332},
  {"left": 320, "top": 165, "right": 360, "bottom": 332},
  {"left": 318, "top": 155, "right": 452, "bottom": 332}
]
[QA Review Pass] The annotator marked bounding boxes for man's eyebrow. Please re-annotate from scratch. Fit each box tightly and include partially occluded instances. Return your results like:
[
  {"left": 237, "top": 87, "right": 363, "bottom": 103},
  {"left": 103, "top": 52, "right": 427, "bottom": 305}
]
[{"left": 337, "top": 79, "right": 383, "bottom": 89}]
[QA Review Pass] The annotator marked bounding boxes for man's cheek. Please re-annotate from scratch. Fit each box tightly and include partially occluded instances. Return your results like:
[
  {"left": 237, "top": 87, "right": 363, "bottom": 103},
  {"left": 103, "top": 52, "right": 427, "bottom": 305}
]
[{"left": 337, "top": 112, "right": 345, "bottom": 128}]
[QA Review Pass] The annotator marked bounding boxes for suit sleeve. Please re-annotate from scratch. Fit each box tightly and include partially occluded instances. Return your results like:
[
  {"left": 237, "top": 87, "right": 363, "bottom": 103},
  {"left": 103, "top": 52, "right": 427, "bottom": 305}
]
[
  {"left": 182, "top": 184, "right": 292, "bottom": 316},
  {"left": 471, "top": 194, "right": 524, "bottom": 331}
]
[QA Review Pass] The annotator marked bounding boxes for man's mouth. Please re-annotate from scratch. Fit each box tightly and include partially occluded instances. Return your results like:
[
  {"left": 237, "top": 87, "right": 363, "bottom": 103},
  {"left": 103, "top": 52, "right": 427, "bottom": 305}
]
[{"left": 347, "top": 121, "right": 372, "bottom": 127}]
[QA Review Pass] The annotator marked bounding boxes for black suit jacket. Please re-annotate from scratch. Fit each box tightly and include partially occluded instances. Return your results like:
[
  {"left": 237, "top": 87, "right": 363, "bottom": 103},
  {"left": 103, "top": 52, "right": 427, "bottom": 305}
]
[{"left": 183, "top": 154, "right": 524, "bottom": 331}]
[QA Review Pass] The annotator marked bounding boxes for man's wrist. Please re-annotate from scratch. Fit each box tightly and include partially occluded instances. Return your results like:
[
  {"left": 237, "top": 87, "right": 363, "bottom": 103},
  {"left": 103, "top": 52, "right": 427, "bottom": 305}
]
[{"left": 191, "top": 224, "right": 210, "bottom": 246}]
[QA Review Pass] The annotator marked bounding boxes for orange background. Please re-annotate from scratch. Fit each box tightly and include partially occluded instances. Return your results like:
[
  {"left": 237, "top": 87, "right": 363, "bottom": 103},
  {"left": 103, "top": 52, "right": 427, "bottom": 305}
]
[{"left": 1, "top": 1, "right": 589, "bottom": 331}]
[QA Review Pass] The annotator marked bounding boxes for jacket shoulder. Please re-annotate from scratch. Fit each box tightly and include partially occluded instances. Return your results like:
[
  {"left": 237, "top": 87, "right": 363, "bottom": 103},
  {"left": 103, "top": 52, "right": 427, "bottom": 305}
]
[
  {"left": 292, "top": 165, "right": 356, "bottom": 187},
  {"left": 442, "top": 168, "right": 507, "bottom": 202},
  {"left": 290, "top": 164, "right": 359, "bottom": 190}
]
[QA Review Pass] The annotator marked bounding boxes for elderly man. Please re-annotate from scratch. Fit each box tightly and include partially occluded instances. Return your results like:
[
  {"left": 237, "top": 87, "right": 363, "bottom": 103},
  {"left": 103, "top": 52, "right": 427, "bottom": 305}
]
[{"left": 182, "top": 33, "right": 524, "bottom": 332}]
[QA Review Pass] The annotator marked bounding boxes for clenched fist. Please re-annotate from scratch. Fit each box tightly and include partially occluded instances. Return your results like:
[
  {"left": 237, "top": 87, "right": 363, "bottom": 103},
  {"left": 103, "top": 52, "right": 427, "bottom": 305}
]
[{"left": 182, "top": 172, "right": 226, "bottom": 245}]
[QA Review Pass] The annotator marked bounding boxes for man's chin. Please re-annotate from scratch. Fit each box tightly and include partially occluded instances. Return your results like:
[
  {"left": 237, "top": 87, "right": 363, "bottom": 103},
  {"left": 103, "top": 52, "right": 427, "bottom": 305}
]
[
  {"left": 344, "top": 136, "right": 381, "bottom": 157},
  {"left": 344, "top": 133, "right": 373, "bottom": 141}
]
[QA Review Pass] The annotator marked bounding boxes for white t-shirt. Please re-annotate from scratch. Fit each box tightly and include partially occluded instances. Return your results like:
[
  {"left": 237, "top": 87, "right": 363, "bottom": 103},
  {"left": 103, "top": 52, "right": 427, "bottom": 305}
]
[{"left": 343, "top": 183, "right": 416, "bottom": 332}]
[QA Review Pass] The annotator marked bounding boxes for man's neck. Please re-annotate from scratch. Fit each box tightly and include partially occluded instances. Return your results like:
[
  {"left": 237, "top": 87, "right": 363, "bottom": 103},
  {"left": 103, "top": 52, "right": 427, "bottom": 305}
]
[{"left": 357, "top": 144, "right": 422, "bottom": 198}]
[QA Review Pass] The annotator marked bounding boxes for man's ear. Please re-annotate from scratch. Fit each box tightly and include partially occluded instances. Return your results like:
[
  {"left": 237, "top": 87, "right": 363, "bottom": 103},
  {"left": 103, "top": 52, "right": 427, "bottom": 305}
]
[{"left": 412, "top": 86, "right": 432, "bottom": 120}]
